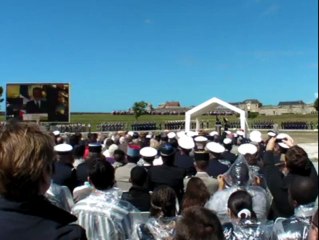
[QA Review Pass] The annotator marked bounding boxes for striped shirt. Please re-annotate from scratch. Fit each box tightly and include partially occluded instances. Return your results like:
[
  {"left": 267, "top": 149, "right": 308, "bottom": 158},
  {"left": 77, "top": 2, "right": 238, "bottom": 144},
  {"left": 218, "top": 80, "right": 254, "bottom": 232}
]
[{"left": 72, "top": 188, "right": 138, "bottom": 240}]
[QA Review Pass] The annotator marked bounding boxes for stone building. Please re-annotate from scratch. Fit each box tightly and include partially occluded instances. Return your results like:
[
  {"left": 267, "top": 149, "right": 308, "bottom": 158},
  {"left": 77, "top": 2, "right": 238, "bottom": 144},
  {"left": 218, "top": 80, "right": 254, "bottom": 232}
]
[
  {"left": 231, "top": 99, "right": 262, "bottom": 113},
  {"left": 259, "top": 101, "right": 316, "bottom": 115}
]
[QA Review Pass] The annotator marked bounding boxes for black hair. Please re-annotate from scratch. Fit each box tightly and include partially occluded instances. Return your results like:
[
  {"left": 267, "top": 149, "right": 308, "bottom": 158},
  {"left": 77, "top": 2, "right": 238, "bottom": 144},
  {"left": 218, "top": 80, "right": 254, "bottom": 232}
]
[
  {"left": 88, "top": 159, "right": 115, "bottom": 190},
  {"left": 175, "top": 206, "right": 225, "bottom": 240},
  {"left": 113, "top": 149, "right": 126, "bottom": 163},
  {"left": 228, "top": 190, "right": 257, "bottom": 220},
  {"left": 130, "top": 166, "right": 147, "bottom": 186},
  {"left": 289, "top": 176, "right": 318, "bottom": 206},
  {"left": 73, "top": 144, "right": 85, "bottom": 158},
  {"left": 150, "top": 186, "right": 176, "bottom": 218},
  {"left": 285, "top": 146, "right": 311, "bottom": 176}
]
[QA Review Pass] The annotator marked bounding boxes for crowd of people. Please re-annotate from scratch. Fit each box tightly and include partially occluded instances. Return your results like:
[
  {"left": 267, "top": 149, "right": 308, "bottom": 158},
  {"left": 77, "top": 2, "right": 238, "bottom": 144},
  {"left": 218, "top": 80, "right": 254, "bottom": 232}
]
[
  {"left": 250, "top": 120, "right": 275, "bottom": 129},
  {"left": 0, "top": 121, "right": 318, "bottom": 240},
  {"left": 97, "top": 122, "right": 126, "bottom": 131},
  {"left": 281, "top": 121, "right": 316, "bottom": 130},
  {"left": 52, "top": 123, "right": 90, "bottom": 133},
  {"left": 131, "top": 122, "right": 157, "bottom": 131}
]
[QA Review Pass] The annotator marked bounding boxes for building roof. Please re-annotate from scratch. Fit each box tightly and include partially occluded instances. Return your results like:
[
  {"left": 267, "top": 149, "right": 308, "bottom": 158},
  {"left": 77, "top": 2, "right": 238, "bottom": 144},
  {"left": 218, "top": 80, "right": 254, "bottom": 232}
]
[
  {"left": 158, "top": 101, "right": 181, "bottom": 108},
  {"left": 278, "top": 101, "right": 305, "bottom": 106},
  {"left": 243, "top": 99, "right": 261, "bottom": 104}
]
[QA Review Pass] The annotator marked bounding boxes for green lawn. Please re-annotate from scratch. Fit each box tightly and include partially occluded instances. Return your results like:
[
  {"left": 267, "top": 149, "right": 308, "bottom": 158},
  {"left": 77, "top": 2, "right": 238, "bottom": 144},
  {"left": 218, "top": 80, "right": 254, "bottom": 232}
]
[{"left": 1, "top": 113, "right": 317, "bottom": 131}]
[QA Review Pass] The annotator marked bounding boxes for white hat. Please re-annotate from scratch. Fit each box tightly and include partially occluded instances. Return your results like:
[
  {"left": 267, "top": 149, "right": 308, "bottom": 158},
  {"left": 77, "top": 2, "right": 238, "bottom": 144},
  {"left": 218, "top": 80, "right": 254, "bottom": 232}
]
[
  {"left": 167, "top": 132, "right": 176, "bottom": 139},
  {"left": 140, "top": 147, "right": 157, "bottom": 158},
  {"left": 206, "top": 142, "right": 225, "bottom": 153},
  {"left": 225, "top": 130, "right": 232, "bottom": 135},
  {"left": 119, "top": 136, "right": 126, "bottom": 144},
  {"left": 223, "top": 138, "right": 232, "bottom": 145},
  {"left": 186, "top": 131, "right": 198, "bottom": 137},
  {"left": 276, "top": 133, "right": 291, "bottom": 149},
  {"left": 178, "top": 136, "right": 195, "bottom": 150},
  {"left": 176, "top": 131, "right": 186, "bottom": 139},
  {"left": 108, "top": 144, "right": 119, "bottom": 156},
  {"left": 209, "top": 131, "right": 219, "bottom": 136},
  {"left": 276, "top": 133, "right": 290, "bottom": 140},
  {"left": 267, "top": 130, "right": 277, "bottom": 137},
  {"left": 53, "top": 130, "right": 60, "bottom": 136},
  {"left": 194, "top": 136, "right": 208, "bottom": 142},
  {"left": 127, "top": 131, "right": 134, "bottom": 137},
  {"left": 54, "top": 143, "right": 73, "bottom": 153},
  {"left": 238, "top": 143, "right": 257, "bottom": 155},
  {"left": 249, "top": 130, "right": 262, "bottom": 143}
]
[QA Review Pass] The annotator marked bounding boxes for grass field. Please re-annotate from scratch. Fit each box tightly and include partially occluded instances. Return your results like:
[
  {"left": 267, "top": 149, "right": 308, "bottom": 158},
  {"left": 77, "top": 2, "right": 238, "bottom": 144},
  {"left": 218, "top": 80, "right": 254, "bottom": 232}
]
[{"left": 1, "top": 113, "right": 318, "bottom": 132}]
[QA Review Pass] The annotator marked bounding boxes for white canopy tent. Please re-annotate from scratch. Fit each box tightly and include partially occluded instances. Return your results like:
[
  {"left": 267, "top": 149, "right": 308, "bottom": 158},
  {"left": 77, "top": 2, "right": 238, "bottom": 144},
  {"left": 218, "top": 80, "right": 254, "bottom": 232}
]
[{"left": 185, "top": 97, "right": 247, "bottom": 134}]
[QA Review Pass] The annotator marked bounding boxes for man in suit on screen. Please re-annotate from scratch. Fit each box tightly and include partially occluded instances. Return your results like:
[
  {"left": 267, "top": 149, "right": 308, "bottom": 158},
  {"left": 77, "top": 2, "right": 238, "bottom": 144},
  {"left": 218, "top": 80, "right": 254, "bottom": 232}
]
[{"left": 26, "top": 87, "right": 48, "bottom": 114}]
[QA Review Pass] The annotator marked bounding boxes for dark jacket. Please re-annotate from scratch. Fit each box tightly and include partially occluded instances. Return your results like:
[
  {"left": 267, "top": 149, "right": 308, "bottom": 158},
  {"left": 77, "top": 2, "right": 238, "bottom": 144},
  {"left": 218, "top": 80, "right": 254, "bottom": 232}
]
[
  {"left": 52, "top": 162, "right": 77, "bottom": 192},
  {"left": 76, "top": 161, "right": 90, "bottom": 187},
  {"left": 207, "top": 158, "right": 229, "bottom": 178},
  {"left": 0, "top": 196, "right": 86, "bottom": 240},
  {"left": 221, "top": 151, "right": 237, "bottom": 164},
  {"left": 26, "top": 100, "right": 48, "bottom": 114},
  {"left": 147, "top": 164, "right": 186, "bottom": 202},
  {"left": 174, "top": 151, "right": 196, "bottom": 176},
  {"left": 262, "top": 150, "right": 318, "bottom": 219},
  {"left": 121, "top": 186, "right": 151, "bottom": 211}
]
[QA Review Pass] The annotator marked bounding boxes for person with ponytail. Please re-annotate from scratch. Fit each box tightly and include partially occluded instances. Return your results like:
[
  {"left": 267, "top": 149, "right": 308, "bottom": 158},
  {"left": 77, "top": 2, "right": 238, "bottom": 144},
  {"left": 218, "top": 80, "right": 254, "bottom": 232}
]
[
  {"left": 134, "top": 186, "right": 177, "bottom": 240},
  {"left": 223, "top": 190, "right": 272, "bottom": 240}
]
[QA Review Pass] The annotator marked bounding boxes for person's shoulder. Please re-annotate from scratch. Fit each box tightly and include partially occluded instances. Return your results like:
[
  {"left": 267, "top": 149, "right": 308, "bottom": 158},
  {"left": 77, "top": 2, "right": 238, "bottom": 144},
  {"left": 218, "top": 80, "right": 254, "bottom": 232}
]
[{"left": 55, "top": 224, "right": 87, "bottom": 240}]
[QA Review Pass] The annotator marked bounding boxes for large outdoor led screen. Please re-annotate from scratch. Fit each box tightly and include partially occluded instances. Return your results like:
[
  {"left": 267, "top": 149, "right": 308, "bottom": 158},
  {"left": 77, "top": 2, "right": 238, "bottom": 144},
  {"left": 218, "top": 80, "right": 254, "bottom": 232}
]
[{"left": 6, "top": 83, "right": 70, "bottom": 122}]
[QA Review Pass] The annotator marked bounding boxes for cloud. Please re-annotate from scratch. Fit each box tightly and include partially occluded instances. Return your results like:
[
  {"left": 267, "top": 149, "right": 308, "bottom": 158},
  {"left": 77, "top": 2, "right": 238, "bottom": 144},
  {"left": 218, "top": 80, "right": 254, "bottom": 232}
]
[
  {"left": 315, "top": 92, "right": 318, "bottom": 98},
  {"left": 261, "top": 4, "right": 280, "bottom": 16}
]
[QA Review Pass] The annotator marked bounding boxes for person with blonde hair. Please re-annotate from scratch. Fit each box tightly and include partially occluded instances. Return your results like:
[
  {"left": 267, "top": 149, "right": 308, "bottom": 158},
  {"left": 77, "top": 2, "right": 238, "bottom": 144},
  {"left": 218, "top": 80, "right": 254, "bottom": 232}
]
[{"left": 0, "top": 122, "right": 86, "bottom": 239}]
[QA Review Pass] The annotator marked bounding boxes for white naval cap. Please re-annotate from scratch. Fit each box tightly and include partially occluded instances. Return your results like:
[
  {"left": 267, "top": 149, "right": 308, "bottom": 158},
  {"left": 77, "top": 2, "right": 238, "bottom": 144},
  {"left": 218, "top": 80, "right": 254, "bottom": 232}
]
[
  {"left": 223, "top": 138, "right": 232, "bottom": 145},
  {"left": 206, "top": 142, "right": 225, "bottom": 153},
  {"left": 267, "top": 130, "right": 277, "bottom": 137},
  {"left": 209, "top": 131, "right": 219, "bottom": 136},
  {"left": 186, "top": 131, "right": 198, "bottom": 138},
  {"left": 276, "top": 133, "right": 291, "bottom": 149},
  {"left": 167, "top": 132, "right": 176, "bottom": 139},
  {"left": 194, "top": 136, "right": 208, "bottom": 142},
  {"left": 53, "top": 130, "right": 60, "bottom": 136},
  {"left": 176, "top": 131, "right": 186, "bottom": 139},
  {"left": 178, "top": 136, "right": 195, "bottom": 150},
  {"left": 225, "top": 130, "right": 232, "bottom": 135},
  {"left": 140, "top": 147, "right": 157, "bottom": 158},
  {"left": 146, "top": 132, "right": 153, "bottom": 139},
  {"left": 238, "top": 143, "right": 258, "bottom": 155},
  {"left": 54, "top": 143, "right": 73, "bottom": 153},
  {"left": 249, "top": 130, "right": 262, "bottom": 143}
]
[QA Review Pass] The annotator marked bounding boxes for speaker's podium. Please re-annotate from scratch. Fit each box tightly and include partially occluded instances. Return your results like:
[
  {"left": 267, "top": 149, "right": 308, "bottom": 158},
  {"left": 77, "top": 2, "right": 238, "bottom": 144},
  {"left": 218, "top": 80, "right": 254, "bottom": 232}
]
[{"left": 23, "top": 113, "right": 48, "bottom": 122}]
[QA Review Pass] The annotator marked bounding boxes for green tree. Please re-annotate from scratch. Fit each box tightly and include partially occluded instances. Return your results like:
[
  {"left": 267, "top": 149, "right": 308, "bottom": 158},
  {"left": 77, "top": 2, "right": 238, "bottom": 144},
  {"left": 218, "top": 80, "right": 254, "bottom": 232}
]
[
  {"left": 315, "top": 98, "right": 318, "bottom": 111},
  {"left": 0, "top": 86, "right": 3, "bottom": 110},
  {"left": 132, "top": 101, "right": 148, "bottom": 120}
]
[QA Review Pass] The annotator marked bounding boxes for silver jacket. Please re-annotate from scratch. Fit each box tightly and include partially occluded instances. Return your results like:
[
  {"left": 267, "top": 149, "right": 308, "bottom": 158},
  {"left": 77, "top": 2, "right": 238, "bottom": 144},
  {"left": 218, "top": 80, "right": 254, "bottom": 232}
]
[
  {"left": 45, "top": 181, "right": 74, "bottom": 212},
  {"left": 205, "top": 185, "right": 270, "bottom": 224},
  {"left": 272, "top": 203, "right": 316, "bottom": 240},
  {"left": 223, "top": 219, "right": 273, "bottom": 240},
  {"left": 72, "top": 188, "right": 138, "bottom": 240},
  {"left": 133, "top": 216, "right": 177, "bottom": 240}
]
